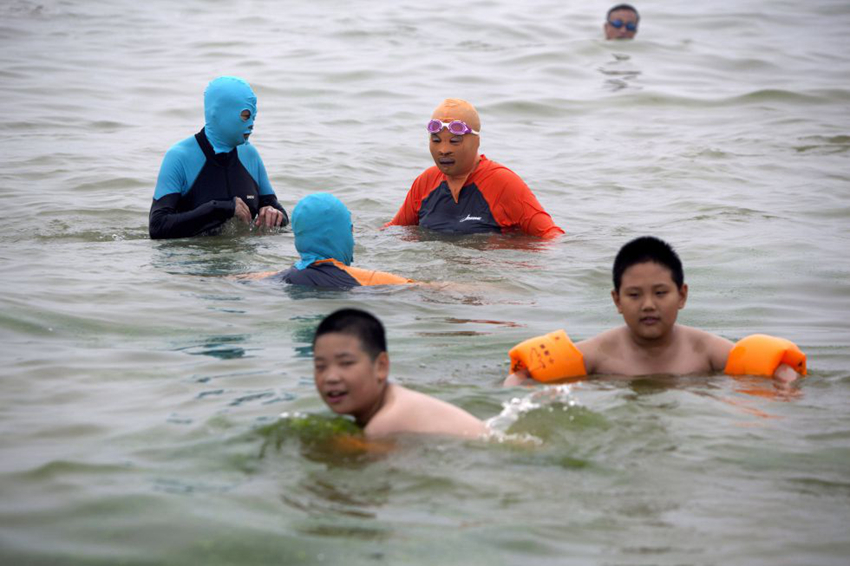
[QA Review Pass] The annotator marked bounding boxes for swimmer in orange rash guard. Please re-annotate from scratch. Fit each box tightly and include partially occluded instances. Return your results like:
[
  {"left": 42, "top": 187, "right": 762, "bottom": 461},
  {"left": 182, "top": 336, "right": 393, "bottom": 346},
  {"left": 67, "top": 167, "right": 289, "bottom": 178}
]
[
  {"left": 237, "top": 193, "right": 413, "bottom": 289},
  {"left": 313, "top": 308, "right": 488, "bottom": 439},
  {"left": 384, "top": 99, "right": 564, "bottom": 239},
  {"left": 505, "top": 236, "right": 805, "bottom": 386}
]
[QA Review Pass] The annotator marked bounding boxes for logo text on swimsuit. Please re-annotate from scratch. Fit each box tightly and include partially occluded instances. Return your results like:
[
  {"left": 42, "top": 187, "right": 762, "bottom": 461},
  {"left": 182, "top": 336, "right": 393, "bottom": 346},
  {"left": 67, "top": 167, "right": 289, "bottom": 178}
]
[{"left": 460, "top": 214, "right": 482, "bottom": 222}]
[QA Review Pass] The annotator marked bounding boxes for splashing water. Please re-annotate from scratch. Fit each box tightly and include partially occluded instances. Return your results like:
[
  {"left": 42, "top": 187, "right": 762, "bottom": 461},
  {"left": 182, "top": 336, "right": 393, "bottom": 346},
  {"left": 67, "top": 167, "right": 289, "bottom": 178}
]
[{"left": 485, "top": 384, "right": 581, "bottom": 444}]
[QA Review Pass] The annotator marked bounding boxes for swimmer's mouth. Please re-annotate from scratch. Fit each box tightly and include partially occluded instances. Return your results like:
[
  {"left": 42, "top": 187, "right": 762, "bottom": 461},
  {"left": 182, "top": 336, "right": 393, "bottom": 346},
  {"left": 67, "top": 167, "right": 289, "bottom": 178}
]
[
  {"left": 438, "top": 158, "right": 455, "bottom": 167},
  {"left": 640, "top": 316, "right": 660, "bottom": 325},
  {"left": 325, "top": 390, "right": 348, "bottom": 404}
]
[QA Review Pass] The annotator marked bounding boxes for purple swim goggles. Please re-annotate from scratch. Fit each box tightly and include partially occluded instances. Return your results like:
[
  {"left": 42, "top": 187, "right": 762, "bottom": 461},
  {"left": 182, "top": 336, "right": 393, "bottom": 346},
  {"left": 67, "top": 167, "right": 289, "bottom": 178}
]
[{"left": 427, "top": 119, "right": 479, "bottom": 136}]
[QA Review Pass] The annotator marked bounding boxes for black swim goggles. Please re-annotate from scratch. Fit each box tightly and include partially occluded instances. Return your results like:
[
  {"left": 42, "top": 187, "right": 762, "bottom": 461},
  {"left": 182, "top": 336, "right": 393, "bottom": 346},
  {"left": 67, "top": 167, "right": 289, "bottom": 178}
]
[
  {"left": 427, "top": 119, "right": 479, "bottom": 136},
  {"left": 608, "top": 19, "right": 638, "bottom": 32}
]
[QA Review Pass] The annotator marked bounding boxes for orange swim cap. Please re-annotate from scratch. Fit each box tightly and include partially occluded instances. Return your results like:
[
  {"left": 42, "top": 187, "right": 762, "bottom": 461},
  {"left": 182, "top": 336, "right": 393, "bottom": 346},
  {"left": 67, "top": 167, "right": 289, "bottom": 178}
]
[{"left": 431, "top": 99, "right": 481, "bottom": 133}]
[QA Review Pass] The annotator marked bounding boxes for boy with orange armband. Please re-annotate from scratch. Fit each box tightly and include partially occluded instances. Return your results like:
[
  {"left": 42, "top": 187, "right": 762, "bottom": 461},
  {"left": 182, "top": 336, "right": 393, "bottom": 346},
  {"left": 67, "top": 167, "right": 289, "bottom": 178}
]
[
  {"left": 505, "top": 236, "right": 806, "bottom": 386},
  {"left": 314, "top": 308, "right": 488, "bottom": 439}
]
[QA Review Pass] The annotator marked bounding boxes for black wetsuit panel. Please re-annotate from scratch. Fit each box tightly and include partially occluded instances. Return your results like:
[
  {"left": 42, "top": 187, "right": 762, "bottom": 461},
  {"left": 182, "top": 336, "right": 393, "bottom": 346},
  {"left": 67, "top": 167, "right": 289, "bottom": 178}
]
[
  {"left": 273, "top": 263, "right": 361, "bottom": 289},
  {"left": 418, "top": 181, "right": 501, "bottom": 234},
  {"left": 149, "top": 129, "right": 288, "bottom": 239}
]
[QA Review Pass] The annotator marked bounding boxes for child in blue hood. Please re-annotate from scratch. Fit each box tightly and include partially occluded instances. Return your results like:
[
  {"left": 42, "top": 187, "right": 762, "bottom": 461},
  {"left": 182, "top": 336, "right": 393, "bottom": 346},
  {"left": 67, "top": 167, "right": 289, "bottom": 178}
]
[
  {"left": 149, "top": 76, "right": 288, "bottom": 239},
  {"left": 242, "top": 193, "right": 413, "bottom": 289}
]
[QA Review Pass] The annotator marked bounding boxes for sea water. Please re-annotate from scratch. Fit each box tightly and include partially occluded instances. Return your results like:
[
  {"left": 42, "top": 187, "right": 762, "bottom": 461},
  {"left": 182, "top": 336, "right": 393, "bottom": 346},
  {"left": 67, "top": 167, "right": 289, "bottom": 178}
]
[{"left": 1, "top": 0, "right": 849, "bottom": 564}]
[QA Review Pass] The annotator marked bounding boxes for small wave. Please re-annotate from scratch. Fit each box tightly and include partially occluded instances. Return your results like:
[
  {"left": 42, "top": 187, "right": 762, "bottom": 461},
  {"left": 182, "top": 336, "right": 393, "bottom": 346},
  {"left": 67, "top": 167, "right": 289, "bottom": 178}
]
[
  {"left": 485, "top": 384, "right": 580, "bottom": 444},
  {"left": 727, "top": 88, "right": 848, "bottom": 105},
  {"left": 580, "top": 88, "right": 850, "bottom": 109},
  {"left": 793, "top": 134, "right": 850, "bottom": 155},
  {"left": 485, "top": 98, "right": 568, "bottom": 118},
  {"left": 33, "top": 225, "right": 150, "bottom": 243}
]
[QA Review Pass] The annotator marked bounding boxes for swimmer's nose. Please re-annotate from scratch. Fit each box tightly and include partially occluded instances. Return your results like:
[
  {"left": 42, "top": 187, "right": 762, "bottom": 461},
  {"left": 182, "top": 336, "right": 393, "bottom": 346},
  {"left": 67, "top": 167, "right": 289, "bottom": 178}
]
[
  {"left": 436, "top": 139, "right": 453, "bottom": 154},
  {"left": 325, "top": 371, "right": 342, "bottom": 383}
]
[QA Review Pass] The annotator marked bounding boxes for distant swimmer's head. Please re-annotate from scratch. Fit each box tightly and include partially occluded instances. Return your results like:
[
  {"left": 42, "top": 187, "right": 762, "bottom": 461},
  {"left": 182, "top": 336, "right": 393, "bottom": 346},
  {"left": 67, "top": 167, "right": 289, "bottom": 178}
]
[
  {"left": 312, "top": 308, "right": 390, "bottom": 425},
  {"left": 605, "top": 4, "right": 639, "bottom": 40},
  {"left": 292, "top": 193, "right": 355, "bottom": 270},
  {"left": 428, "top": 98, "right": 481, "bottom": 178},
  {"left": 611, "top": 236, "right": 688, "bottom": 343},
  {"left": 203, "top": 76, "right": 257, "bottom": 153}
]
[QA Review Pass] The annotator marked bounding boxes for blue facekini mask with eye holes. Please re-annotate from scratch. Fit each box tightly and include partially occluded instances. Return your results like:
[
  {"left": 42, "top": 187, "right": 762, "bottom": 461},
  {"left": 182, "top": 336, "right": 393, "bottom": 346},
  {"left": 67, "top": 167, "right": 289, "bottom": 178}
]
[{"left": 203, "top": 76, "right": 257, "bottom": 154}]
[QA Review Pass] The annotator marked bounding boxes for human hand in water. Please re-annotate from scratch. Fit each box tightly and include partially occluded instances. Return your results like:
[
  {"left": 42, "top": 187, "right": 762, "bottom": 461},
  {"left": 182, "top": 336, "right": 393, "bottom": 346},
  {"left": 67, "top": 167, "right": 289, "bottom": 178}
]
[
  {"left": 230, "top": 271, "right": 278, "bottom": 280},
  {"left": 233, "top": 197, "right": 252, "bottom": 225},
  {"left": 503, "top": 367, "right": 534, "bottom": 387},
  {"left": 255, "top": 206, "right": 285, "bottom": 230},
  {"left": 773, "top": 363, "right": 801, "bottom": 384}
]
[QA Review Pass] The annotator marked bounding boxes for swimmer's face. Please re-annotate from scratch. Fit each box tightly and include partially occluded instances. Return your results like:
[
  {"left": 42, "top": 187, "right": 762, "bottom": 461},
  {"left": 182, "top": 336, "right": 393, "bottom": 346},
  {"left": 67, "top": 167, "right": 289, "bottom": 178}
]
[
  {"left": 605, "top": 8, "right": 639, "bottom": 40},
  {"left": 612, "top": 261, "right": 687, "bottom": 344},
  {"left": 429, "top": 128, "right": 480, "bottom": 177},
  {"left": 313, "top": 332, "right": 389, "bottom": 425},
  {"left": 241, "top": 109, "right": 253, "bottom": 141}
]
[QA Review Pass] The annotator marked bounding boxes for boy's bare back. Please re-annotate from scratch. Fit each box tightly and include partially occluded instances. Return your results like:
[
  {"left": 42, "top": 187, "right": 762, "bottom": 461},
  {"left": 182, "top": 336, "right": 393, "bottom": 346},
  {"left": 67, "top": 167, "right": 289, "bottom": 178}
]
[{"left": 364, "top": 383, "right": 488, "bottom": 439}]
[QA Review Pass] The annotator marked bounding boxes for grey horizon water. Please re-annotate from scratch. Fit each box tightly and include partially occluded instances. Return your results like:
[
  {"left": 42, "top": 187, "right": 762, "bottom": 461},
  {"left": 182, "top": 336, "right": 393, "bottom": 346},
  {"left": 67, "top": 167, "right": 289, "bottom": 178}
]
[{"left": 1, "top": 0, "right": 850, "bottom": 564}]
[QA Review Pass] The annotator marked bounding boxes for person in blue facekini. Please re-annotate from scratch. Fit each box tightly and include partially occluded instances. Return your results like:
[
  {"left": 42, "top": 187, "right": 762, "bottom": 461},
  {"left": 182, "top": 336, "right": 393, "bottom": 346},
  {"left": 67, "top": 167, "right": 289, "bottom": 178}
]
[
  {"left": 149, "top": 76, "right": 289, "bottom": 239},
  {"left": 239, "top": 193, "right": 412, "bottom": 289}
]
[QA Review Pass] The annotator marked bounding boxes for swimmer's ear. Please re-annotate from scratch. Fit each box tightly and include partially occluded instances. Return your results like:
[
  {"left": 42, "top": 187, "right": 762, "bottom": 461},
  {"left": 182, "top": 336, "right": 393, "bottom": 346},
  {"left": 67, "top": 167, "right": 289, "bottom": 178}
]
[
  {"left": 678, "top": 284, "right": 689, "bottom": 309},
  {"left": 611, "top": 288, "right": 623, "bottom": 313},
  {"left": 374, "top": 351, "right": 390, "bottom": 384}
]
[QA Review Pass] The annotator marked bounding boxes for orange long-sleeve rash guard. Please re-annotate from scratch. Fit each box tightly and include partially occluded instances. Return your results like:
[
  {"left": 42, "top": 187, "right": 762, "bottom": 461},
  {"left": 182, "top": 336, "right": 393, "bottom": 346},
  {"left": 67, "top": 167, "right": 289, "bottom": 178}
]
[{"left": 385, "top": 156, "right": 564, "bottom": 239}]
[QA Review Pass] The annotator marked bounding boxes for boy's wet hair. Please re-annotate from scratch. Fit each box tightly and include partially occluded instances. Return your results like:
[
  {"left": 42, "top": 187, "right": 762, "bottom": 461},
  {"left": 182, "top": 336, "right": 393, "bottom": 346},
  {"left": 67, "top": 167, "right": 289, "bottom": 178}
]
[
  {"left": 313, "top": 308, "right": 387, "bottom": 360},
  {"left": 607, "top": 3, "right": 640, "bottom": 21},
  {"left": 613, "top": 236, "right": 684, "bottom": 292}
]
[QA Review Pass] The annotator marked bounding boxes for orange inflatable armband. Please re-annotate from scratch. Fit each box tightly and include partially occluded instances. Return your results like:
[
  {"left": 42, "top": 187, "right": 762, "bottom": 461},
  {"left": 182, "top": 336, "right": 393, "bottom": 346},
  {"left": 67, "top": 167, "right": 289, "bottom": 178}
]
[
  {"left": 328, "top": 259, "right": 414, "bottom": 286},
  {"left": 724, "top": 334, "right": 807, "bottom": 377},
  {"left": 509, "top": 329, "right": 586, "bottom": 383}
]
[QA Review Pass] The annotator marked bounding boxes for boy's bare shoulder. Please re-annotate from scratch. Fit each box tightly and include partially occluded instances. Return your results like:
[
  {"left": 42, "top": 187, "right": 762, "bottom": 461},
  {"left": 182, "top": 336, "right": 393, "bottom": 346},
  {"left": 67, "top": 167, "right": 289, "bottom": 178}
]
[
  {"left": 364, "top": 384, "right": 486, "bottom": 439},
  {"left": 577, "top": 327, "right": 627, "bottom": 351},
  {"left": 678, "top": 325, "right": 734, "bottom": 369},
  {"left": 678, "top": 325, "right": 733, "bottom": 349},
  {"left": 576, "top": 327, "right": 629, "bottom": 371}
]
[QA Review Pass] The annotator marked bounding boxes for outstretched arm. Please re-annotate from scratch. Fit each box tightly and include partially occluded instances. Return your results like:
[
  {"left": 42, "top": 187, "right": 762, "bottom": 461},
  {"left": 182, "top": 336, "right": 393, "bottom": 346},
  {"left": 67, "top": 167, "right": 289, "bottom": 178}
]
[{"left": 230, "top": 271, "right": 279, "bottom": 281}]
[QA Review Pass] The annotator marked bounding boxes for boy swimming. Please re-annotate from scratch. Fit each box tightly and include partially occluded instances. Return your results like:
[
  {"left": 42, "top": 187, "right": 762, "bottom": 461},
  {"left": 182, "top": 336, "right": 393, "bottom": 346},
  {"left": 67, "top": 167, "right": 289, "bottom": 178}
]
[
  {"left": 506, "top": 236, "right": 805, "bottom": 385},
  {"left": 313, "top": 308, "right": 488, "bottom": 438}
]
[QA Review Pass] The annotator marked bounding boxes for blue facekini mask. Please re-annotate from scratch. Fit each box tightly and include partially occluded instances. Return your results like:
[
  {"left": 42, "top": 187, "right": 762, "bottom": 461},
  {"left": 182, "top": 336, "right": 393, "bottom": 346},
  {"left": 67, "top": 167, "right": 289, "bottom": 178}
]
[
  {"left": 292, "top": 193, "right": 355, "bottom": 270},
  {"left": 203, "top": 76, "right": 257, "bottom": 154}
]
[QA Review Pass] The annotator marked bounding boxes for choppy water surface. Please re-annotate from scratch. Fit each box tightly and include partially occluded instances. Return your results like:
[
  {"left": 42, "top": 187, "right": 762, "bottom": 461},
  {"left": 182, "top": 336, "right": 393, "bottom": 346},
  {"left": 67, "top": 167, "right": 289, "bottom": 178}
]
[{"left": 1, "top": 0, "right": 849, "bottom": 564}]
